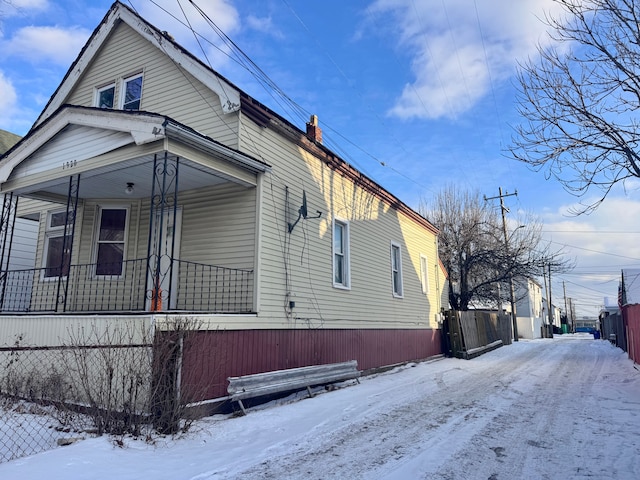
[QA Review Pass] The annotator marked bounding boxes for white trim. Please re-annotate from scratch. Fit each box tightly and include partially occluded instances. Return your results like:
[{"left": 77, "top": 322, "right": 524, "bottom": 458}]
[
  {"left": 0, "top": 109, "right": 167, "bottom": 184},
  {"left": 332, "top": 218, "right": 350, "bottom": 290},
  {"left": 391, "top": 242, "right": 403, "bottom": 298},
  {"left": 36, "top": 3, "right": 240, "bottom": 125},
  {"left": 0, "top": 108, "right": 269, "bottom": 190},
  {"left": 91, "top": 205, "right": 130, "bottom": 279},
  {"left": 94, "top": 82, "right": 116, "bottom": 108},
  {"left": 253, "top": 173, "right": 264, "bottom": 313},
  {"left": 120, "top": 72, "right": 144, "bottom": 110},
  {"left": 41, "top": 209, "right": 71, "bottom": 281},
  {"left": 420, "top": 253, "right": 429, "bottom": 295}
]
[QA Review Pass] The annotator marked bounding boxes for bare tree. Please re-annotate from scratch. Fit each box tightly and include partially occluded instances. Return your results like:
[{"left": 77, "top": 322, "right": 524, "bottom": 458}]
[
  {"left": 510, "top": 0, "right": 640, "bottom": 214},
  {"left": 423, "top": 186, "right": 572, "bottom": 311}
]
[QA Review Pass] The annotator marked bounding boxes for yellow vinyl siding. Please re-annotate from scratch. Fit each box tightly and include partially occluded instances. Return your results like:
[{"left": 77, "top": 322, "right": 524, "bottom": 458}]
[
  {"left": 240, "top": 119, "right": 440, "bottom": 329},
  {"left": 24, "top": 183, "right": 256, "bottom": 312},
  {"left": 15, "top": 198, "right": 52, "bottom": 219},
  {"left": 65, "top": 22, "right": 239, "bottom": 148},
  {"left": 177, "top": 183, "right": 256, "bottom": 270}
]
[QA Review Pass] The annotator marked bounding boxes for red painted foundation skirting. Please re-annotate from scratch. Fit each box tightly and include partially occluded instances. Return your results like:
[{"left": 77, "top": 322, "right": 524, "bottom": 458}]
[{"left": 180, "top": 328, "right": 442, "bottom": 400}]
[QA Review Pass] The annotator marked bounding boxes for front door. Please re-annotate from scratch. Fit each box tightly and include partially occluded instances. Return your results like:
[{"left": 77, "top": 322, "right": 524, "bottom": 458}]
[{"left": 147, "top": 207, "right": 182, "bottom": 310}]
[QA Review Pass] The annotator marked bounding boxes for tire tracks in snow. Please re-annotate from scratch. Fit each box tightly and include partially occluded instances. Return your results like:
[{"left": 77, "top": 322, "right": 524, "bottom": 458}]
[{"left": 222, "top": 342, "right": 554, "bottom": 479}]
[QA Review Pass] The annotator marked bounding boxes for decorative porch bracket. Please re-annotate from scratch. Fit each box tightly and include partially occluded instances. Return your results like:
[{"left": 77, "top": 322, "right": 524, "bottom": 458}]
[
  {"left": 146, "top": 152, "right": 180, "bottom": 311},
  {"left": 56, "top": 174, "right": 80, "bottom": 312},
  {"left": 0, "top": 193, "right": 19, "bottom": 309}
]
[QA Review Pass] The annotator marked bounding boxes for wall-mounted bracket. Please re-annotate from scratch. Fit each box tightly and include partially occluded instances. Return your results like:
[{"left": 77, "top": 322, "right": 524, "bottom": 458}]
[{"left": 288, "top": 190, "right": 322, "bottom": 233}]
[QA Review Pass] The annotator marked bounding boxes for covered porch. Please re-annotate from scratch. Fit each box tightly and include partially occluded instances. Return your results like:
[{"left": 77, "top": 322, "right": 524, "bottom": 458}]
[{"left": 0, "top": 107, "right": 269, "bottom": 315}]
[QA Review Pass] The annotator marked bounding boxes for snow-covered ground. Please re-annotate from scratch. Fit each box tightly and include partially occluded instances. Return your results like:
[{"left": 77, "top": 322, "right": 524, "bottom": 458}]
[{"left": 1, "top": 333, "right": 638, "bottom": 479}]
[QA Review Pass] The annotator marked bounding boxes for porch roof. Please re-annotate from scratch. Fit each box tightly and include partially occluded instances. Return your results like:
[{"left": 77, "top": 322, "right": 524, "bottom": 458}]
[{"left": 0, "top": 106, "right": 271, "bottom": 199}]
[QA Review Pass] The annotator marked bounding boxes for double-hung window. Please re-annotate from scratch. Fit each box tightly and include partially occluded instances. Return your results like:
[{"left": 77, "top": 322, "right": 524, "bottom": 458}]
[
  {"left": 95, "top": 208, "right": 128, "bottom": 276},
  {"left": 96, "top": 83, "right": 115, "bottom": 108},
  {"left": 333, "top": 219, "right": 350, "bottom": 289},
  {"left": 94, "top": 73, "right": 143, "bottom": 110},
  {"left": 43, "top": 211, "right": 73, "bottom": 278},
  {"left": 391, "top": 242, "right": 403, "bottom": 297},
  {"left": 122, "top": 74, "right": 143, "bottom": 110}
]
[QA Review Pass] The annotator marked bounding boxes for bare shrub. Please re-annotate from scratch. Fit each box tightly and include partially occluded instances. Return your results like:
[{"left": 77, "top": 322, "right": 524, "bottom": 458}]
[
  {"left": 62, "top": 321, "right": 154, "bottom": 436},
  {"left": 1, "top": 316, "right": 209, "bottom": 463}
]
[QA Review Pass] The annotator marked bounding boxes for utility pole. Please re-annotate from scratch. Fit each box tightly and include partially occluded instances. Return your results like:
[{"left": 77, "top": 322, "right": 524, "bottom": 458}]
[
  {"left": 547, "top": 263, "right": 553, "bottom": 337},
  {"left": 484, "top": 187, "right": 519, "bottom": 342},
  {"left": 568, "top": 297, "right": 575, "bottom": 332},
  {"left": 542, "top": 262, "right": 550, "bottom": 337},
  {"left": 563, "top": 281, "right": 568, "bottom": 320}
]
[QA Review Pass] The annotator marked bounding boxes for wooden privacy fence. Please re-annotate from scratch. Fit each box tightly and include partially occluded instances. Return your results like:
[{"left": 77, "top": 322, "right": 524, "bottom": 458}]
[{"left": 443, "top": 310, "right": 512, "bottom": 359}]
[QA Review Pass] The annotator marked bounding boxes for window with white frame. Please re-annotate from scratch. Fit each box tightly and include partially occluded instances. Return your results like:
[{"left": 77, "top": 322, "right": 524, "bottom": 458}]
[
  {"left": 333, "top": 219, "right": 350, "bottom": 288},
  {"left": 94, "top": 207, "right": 128, "bottom": 276},
  {"left": 122, "top": 74, "right": 143, "bottom": 110},
  {"left": 420, "top": 254, "right": 429, "bottom": 294},
  {"left": 391, "top": 242, "right": 403, "bottom": 297},
  {"left": 43, "top": 211, "right": 72, "bottom": 278},
  {"left": 95, "top": 83, "right": 115, "bottom": 108}
]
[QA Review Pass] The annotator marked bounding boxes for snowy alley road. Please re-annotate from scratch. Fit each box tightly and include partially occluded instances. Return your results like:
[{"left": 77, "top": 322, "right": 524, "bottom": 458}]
[
  {"left": 1, "top": 334, "right": 639, "bottom": 480},
  {"left": 229, "top": 335, "right": 640, "bottom": 480}
]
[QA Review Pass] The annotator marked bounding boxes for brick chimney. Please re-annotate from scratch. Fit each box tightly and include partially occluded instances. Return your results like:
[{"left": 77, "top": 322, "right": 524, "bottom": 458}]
[{"left": 306, "top": 114, "right": 322, "bottom": 144}]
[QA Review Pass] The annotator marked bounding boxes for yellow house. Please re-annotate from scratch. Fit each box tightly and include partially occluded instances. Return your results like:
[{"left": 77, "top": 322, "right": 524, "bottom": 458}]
[{"left": 0, "top": 1, "right": 446, "bottom": 402}]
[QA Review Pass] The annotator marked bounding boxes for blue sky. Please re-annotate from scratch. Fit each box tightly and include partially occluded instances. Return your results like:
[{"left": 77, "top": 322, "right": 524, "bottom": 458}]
[{"left": 1, "top": 0, "right": 639, "bottom": 318}]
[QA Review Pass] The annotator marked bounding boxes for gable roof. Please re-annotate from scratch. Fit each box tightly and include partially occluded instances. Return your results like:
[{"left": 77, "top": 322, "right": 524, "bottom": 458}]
[
  {"left": 35, "top": 1, "right": 240, "bottom": 128},
  {"left": 0, "top": 104, "right": 269, "bottom": 187},
  {"left": 20, "top": 1, "right": 438, "bottom": 235}
]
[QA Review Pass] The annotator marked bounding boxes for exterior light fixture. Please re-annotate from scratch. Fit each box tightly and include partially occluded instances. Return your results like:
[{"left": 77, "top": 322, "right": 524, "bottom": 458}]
[{"left": 125, "top": 182, "right": 135, "bottom": 195}]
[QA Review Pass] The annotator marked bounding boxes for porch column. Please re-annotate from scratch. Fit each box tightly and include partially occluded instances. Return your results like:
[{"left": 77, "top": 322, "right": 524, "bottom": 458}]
[
  {"left": 146, "top": 152, "right": 180, "bottom": 311},
  {"left": 0, "top": 193, "right": 19, "bottom": 310},
  {"left": 56, "top": 174, "right": 80, "bottom": 312}
]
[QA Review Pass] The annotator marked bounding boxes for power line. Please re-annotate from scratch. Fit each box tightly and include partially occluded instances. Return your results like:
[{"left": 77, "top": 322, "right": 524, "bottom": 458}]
[
  {"left": 545, "top": 240, "right": 640, "bottom": 261},
  {"left": 543, "top": 230, "right": 640, "bottom": 234}
]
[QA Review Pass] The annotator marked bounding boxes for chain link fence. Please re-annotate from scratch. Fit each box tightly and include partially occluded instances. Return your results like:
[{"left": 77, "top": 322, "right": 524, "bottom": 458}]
[
  {"left": 0, "top": 342, "right": 154, "bottom": 463},
  {"left": 0, "top": 317, "right": 209, "bottom": 464}
]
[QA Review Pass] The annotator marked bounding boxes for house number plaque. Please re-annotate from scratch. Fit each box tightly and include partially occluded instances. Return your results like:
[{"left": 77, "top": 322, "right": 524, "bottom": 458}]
[{"left": 62, "top": 159, "right": 78, "bottom": 170}]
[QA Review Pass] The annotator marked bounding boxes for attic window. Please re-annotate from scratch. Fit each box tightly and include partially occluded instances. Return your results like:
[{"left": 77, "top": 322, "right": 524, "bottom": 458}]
[
  {"left": 122, "top": 74, "right": 143, "bottom": 110},
  {"left": 96, "top": 83, "right": 115, "bottom": 108}
]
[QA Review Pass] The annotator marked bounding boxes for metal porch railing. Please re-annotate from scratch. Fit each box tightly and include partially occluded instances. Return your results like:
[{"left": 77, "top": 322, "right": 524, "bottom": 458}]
[{"left": 0, "top": 258, "right": 253, "bottom": 314}]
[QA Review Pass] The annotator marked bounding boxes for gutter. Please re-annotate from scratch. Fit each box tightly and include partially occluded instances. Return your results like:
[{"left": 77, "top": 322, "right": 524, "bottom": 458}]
[{"left": 163, "top": 121, "right": 271, "bottom": 174}]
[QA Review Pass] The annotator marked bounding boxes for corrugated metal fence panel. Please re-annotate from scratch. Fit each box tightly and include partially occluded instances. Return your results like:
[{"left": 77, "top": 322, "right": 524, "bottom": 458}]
[
  {"left": 601, "top": 312, "right": 626, "bottom": 352},
  {"left": 180, "top": 328, "right": 441, "bottom": 400}
]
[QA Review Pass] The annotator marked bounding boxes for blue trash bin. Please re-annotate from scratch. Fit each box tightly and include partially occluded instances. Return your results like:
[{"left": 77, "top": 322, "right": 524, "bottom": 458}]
[{"left": 593, "top": 331, "right": 601, "bottom": 339}]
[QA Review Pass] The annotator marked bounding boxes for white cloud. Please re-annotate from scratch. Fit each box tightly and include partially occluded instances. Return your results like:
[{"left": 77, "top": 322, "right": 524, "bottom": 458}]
[
  {"left": 5, "top": 26, "right": 91, "bottom": 65},
  {"left": 0, "top": 0, "right": 48, "bottom": 18},
  {"left": 0, "top": 70, "right": 31, "bottom": 134},
  {"left": 246, "top": 15, "right": 284, "bottom": 39},
  {"left": 366, "top": 0, "right": 564, "bottom": 120},
  {"left": 539, "top": 196, "right": 640, "bottom": 315},
  {"left": 0, "top": 71, "right": 17, "bottom": 115}
]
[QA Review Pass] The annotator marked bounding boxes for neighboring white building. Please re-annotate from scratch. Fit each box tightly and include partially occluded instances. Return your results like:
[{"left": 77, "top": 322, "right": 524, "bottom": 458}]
[
  {"left": 542, "top": 298, "right": 562, "bottom": 329},
  {"left": 515, "top": 278, "right": 544, "bottom": 339}
]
